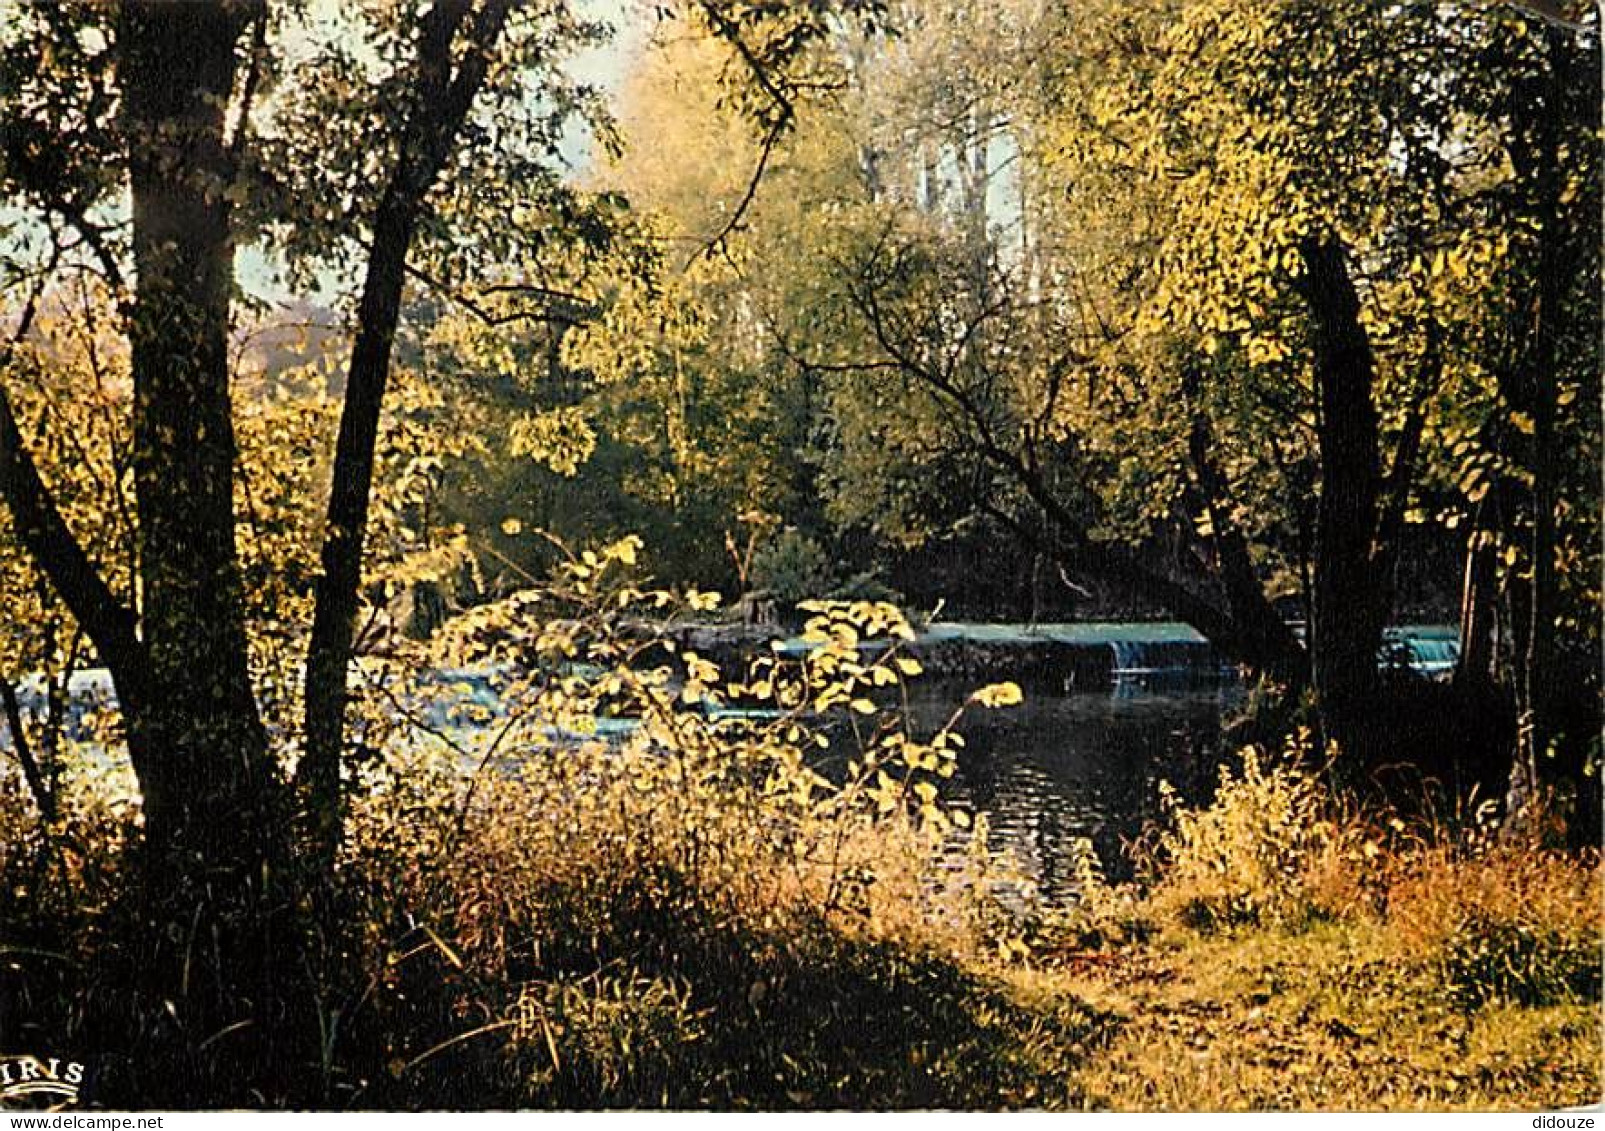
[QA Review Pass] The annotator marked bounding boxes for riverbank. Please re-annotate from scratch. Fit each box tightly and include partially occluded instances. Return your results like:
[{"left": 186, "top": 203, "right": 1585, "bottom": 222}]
[
  {"left": 1012, "top": 912, "right": 1600, "bottom": 1109},
  {"left": 436, "top": 734, "right": 1603, "bottom": 1110},
  {"left": 360, "top": 741, "right": 1603, "bottom": 1110}
]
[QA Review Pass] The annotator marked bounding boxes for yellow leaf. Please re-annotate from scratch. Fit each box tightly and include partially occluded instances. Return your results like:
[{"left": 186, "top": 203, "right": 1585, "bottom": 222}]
[{"left": 972, "top": 681, "right": 1023, "bottom": 708}]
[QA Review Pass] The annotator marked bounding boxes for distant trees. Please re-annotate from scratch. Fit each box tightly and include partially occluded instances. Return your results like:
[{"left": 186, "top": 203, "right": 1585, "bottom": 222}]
[{"left": 0, "top": 4, "right": 1595, "bottom": 1086}]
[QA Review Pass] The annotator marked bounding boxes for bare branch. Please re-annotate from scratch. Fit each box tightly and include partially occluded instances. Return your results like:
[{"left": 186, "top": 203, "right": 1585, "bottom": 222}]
[
  {"left": 698, "top": 116, "right": 786, "bottom": 262},
  {"left": 1, "top": 679, "right": 54, "bottom": 822}
]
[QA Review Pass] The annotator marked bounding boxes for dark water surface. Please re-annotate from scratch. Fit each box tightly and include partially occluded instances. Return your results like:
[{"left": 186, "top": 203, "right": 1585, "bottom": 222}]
[{"left": 907, "top": 677, "right": 1240, "bottom": 897}]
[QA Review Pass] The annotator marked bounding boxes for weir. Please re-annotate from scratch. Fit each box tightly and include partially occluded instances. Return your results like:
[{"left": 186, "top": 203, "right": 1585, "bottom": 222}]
[
  {"left": 1386, "top": 625, "right": 1460, "bottom": 677},
  {"left": 772, "top": 622, "right": 1462, "bottom": 688},
  {"left": 0, "top": 626, "right": 1463, "bottom": 756}
]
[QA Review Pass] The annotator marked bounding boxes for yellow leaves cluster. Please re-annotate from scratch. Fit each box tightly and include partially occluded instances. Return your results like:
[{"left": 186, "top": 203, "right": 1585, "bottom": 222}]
[
  {"left": 508, "top": 407, "right": 598, "bottom": 478},
  {"left": 1149, "top": 732, "right": 1339, "bottom": 928},
  {"left": 384, "top": 554, "right": 1022, "bottom": 940}
]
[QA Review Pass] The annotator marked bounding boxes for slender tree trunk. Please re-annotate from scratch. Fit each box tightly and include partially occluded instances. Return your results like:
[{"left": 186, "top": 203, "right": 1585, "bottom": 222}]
[
  {"left": 1297, "top": 237, "right": 1385, "bottom": 765},
  {"left": 1, "top": 679, "right": 53, "bottom": 822},
  {"left": 1182, "top": 379, "right": 1307, "bottom": 686},
  {"left": 1455, "top": 504, "right": 1498, "bottom": 690},
  {"left": 300, "top": 202, "right": 419, "bottom": 860},
  {"left": 299, "top": 0, "right": 513, "bottom": 864},
  {"left": 1001, "top": 508, "right": 1307, "bottom": 686},
  {"left": 1500, "top": 23, "right": 1586, "bottom": 821}
]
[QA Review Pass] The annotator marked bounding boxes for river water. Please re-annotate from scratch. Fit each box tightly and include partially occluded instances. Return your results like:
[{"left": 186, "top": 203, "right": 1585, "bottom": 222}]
[
  {"left": 892, "top": 623, "right": 1456, "bottom": 898},
  {"left": 906, "top": 677, "right": 1238, "bottom": 897}
]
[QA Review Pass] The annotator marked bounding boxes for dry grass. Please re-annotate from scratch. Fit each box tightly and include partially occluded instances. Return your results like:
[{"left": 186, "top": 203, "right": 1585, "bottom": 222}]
[
  {"left": 1031, "top": 922, "right": 1600, "bottom": 1110},
  {"left": 330, "top": 733, "right": 1088, "bottom": 1109}
]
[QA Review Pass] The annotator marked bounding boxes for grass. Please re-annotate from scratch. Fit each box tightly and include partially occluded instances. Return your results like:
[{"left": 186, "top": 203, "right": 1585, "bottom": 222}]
[
  {"left": 2, "top": 727, "right": 1599, "bottom": 1110},
  {"left": 1029, "top": 922, "right": 1600, "bottom": 1110},
  {"left": 326, "top": 723, "right": 1605, "bottom": 1111},
  {"left": 1015, "top": 736, "right": 1604, "bottom": 1110}
]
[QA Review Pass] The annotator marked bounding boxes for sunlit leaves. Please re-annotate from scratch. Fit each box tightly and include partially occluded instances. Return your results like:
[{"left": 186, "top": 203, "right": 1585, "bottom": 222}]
[
  {"left": 250, "top": 0, "right": 622, "bottom": 295},
  {"left": 354, "top": 536, "right": 1012, "bottom": 951},
  {"left": 970, "top": 681, "right": 1022, "bottom": 709},
  {"left": 509, "top": 407, "right": 597, "bottom": 477}
]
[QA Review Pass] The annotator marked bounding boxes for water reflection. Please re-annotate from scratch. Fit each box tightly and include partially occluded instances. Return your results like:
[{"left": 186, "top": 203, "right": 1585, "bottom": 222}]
[{"left": 907, "top": 678, "right": 1240, "bottom": 897}]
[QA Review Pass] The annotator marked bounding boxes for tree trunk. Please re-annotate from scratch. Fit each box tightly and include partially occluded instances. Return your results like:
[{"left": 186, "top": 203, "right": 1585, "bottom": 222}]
[
  {"left": 1455, "top": 504, "right": 1498, "bottom": 691},
  {"left": 119, "top": 0, "right": 281, "bottom": 868},
  {"left": 1297, "top": 236, "right": 1385, "bottom": 766},
  {"left": 299, "top": 0, "right": 513, "bottom": 864},
  {"left": 1, "top": 678, "right": 54, "bottom": 822},
  {"left": 300, "top": 202, "right": 419, "bottom": 861},
  {"left": 1499, "top": 22, "right": 1584, "bottom": 822},
  {"left": 1182, "top": 382, "right": 1308, "bottom": 687},
  {"left": 113, "top": 7, "right": 301, "bottom": 1091}
]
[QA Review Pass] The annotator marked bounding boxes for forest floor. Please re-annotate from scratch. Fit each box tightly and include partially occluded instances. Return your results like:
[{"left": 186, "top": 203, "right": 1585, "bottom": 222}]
[{"left": 4, "top": 719, "right": 1599, "bottom": 1110}]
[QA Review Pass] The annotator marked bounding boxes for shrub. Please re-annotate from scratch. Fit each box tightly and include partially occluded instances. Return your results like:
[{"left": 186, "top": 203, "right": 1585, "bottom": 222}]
[
  {"left": 1143, "top": 733, "right": 1340, "bottom": 930},
  {"left": 749, "top": 527, "right": 833, "bottom": 607},
  {"left": 1025, "top": 839, "right": 1154, "bottom": 955},
  {"left": 1441, "top": 913, "right": 1602, "bottom": 1010},
  {"left": 328, "top": 541, "right": 1049, "bottom": 1107}
]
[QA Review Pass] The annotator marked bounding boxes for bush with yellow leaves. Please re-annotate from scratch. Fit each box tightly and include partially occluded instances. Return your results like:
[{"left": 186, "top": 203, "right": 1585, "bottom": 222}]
[
  {"left": 1142, "top": 731, "right": 1342, "bottom": 931},
  {"left": 1129, "top": 725, "right": 1600, "bottom": 1019}
]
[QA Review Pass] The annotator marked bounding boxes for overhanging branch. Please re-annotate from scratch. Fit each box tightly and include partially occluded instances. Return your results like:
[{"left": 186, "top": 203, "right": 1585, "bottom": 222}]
[{"left": 0, "top": 274, "right": 144, "bottom": 685}]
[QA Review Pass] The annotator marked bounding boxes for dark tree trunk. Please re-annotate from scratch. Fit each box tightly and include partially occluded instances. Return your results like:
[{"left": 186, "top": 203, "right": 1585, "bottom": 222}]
[
  {"left": 1297, "top": 237, "right": 1385, "bottom": 765},
  {"left": 1, "top": 679, "right": 54, "bottom": 822},
  {"left": 1024, "top": 516, "right": 1307, "bottom": 686},
  {"left": 300, "top": 199, "right": 419, "bottom": 860},
  {"left": 1455, "top": 502, "right": 1499, "bottom": 691},
  {"left": 119, "top": 1, "right": 282, "bottom": 874},
  {"left": 1498, "top": 22, "right": 1586, "bottom": 822},
  {"left": 25, "top": 4, "right": 306, "bottom": 1098},
  {"left": 1182, "top": 384, "right": 1308, "bottom": 687},
  {"left": 299, "top": 0, "right": 513, "bottom": 864}
]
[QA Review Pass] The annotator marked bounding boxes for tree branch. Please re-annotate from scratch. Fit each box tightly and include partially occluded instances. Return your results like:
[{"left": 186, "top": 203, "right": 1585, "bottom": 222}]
[
  {"left": 0, "top": 269, "right": 144, "bottom": 686},
  {"left": 838, "top": 243, "right": 1302, "bottom": 679},
  {"left": 1, "top": 679, "right": 54, "bottom": 822}
]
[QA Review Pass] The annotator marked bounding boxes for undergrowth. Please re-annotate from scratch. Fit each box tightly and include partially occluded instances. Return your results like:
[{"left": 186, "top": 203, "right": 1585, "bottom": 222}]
[{"left": 1030, "top": 734, "right": 1602, "bottom": 1110}]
